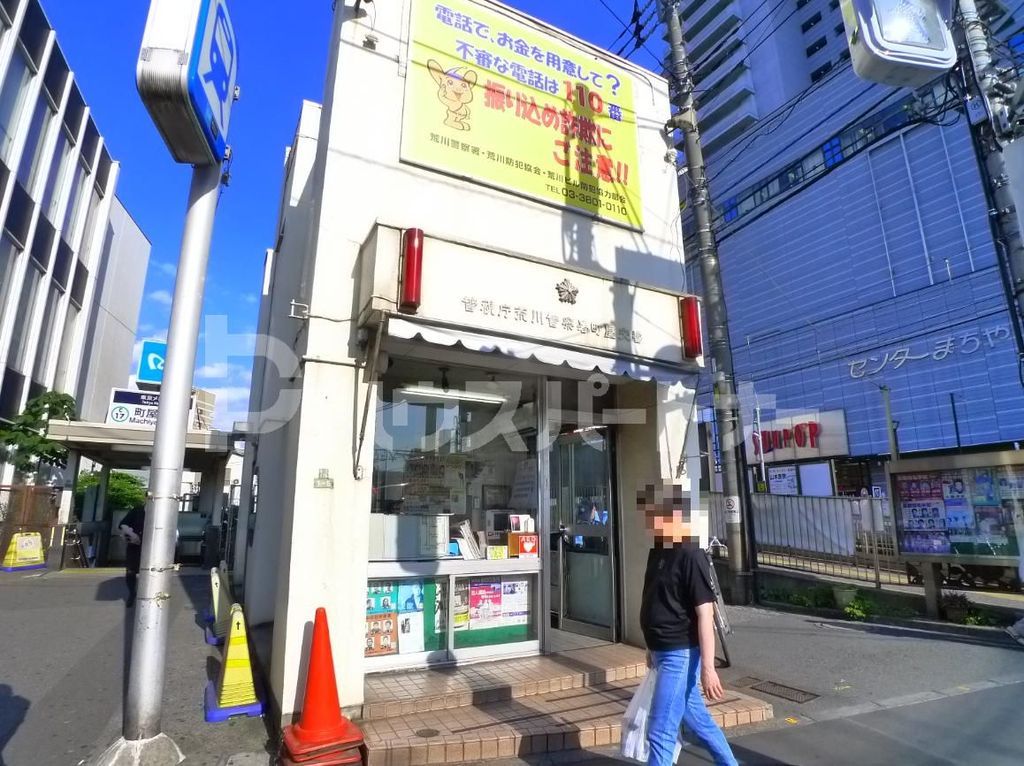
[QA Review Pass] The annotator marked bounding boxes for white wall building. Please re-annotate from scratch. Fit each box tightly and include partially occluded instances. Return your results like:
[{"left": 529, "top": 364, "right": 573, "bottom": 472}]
[
  {"left": 236, "top": 0, "right": 707, "bottom": 725},
  {"left": 0, "top": 0, "right": 149, "bottom": 483}
]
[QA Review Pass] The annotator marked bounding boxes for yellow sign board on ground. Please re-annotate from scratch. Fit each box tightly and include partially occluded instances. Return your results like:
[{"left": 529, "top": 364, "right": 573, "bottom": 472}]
[{"left": 402, "top": 0, "right": 643, "bottom": 229}]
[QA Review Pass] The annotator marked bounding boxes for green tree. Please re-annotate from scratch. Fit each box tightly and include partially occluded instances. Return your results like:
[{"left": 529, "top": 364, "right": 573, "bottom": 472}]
[
  {"left": 75, "top": 471, "right": 148, "bottom": 511},
  {"left": 0, "top": 391, "right": 77, "bottom": 475}
]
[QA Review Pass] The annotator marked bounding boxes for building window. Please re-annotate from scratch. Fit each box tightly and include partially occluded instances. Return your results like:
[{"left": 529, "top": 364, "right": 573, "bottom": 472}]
[
  {"left": 797, "top": 0, "right": 810, "bottom": 7},
  {"left": 806, "top": 36, "right": 827, "bottom": 57},
  {"left": 16, "top": 92, "right": 55, "bottom": 195},
  {"left": 0, "top": 230, "right": 18, "bottom": 318},
  {"left": 839, "top": 47, "right": 852, "bottom": 61},
  {"left": 41, "top": 126, "right": 73, "bottom": 222},
  {"left": 722, "top": 196, "right": 739, "bottom": 223},
  {"left": 811, "top": 61, "right": 834, "bottom": 82},
  {"left": 61, "top": 158, "right": 89, "bottom": 242},
  {"left": 835, "top": 23, "right": 845, "bottom": 37},
  {"left": 31, "top": 282, "right": 60, "bottom": 383},
  {"left": 0, "top": 45, "right": 34, "bottom": 162},
  {"left": 829, "top": 0, "right": 840, "bottom": 9},
  {"left": 822, "top": 136, "right": 844, "bottom": 167},
  {"left": 6, "top": 258, "right": 42, "bottom": 373},
  {"left": 801, "top": 12, "right": 822, "bottom": 33},
  {"left": 53, "top": 299, "right": 78, "bottom": 393}
]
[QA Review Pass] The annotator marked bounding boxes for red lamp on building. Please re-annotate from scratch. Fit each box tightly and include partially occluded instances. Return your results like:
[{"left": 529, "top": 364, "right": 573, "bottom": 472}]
[
  {"left": 680, "top": 295, "right": 703, "bottom": 359},
  {"left": 399, "top": 228, "right": 424, "bottom": 314}
]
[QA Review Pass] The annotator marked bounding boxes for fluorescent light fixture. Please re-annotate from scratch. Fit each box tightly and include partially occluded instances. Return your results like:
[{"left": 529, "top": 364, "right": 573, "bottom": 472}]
[{"left": 397, "top": 385, "right": 508, "bottom": 405}]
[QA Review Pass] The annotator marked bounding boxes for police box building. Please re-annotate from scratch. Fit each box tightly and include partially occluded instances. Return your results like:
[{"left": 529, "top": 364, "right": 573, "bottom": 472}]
[{"left": 233, "top": 0, "right": 712, "bottom": 724}]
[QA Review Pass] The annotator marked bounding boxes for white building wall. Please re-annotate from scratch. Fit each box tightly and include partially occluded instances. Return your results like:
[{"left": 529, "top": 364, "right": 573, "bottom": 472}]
[
  {"left": 250, "top": 1, "right": 696, "bottom": 721},
  {"left": 0, "top": 0, "right": 147, "bottom": 485},
  {"left": 74, "top": 197, "right": 151, "bottom": 422}
]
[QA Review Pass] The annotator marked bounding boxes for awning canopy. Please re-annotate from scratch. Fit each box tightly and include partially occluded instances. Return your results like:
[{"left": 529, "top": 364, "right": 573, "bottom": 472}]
[
  {"left": 46, "top": 420, "right": 238, "bottom": 472},
  {"left": 387, "top": 317, "right": 699, "bottom": 387}
]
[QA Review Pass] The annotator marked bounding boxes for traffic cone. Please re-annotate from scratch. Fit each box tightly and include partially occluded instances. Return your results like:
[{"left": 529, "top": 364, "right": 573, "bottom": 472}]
[
  {"left": 1, "top": 532, "right": 46, "bottom": 572},
  {"left": 281, "top": 608, "right": 364, "bottom": 762},
  {"left": 204, "top": 603, "right": 263, "bottom": 722}
]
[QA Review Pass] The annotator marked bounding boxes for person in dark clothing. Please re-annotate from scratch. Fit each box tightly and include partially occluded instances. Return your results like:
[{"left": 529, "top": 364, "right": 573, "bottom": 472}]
[
  {"left": 119, "top": 506, "right": 145, "bottom": 607},
  {"left": 638, "top": 483, "right": 736, "bottom": 766}
]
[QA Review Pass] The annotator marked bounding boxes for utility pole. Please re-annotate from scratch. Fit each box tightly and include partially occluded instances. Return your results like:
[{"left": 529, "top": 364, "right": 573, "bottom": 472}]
[
  {"left": 660, "top": 0, "right": 752, "bottom": 604},
  {"left": 959, "top": 0, "right": 1024, "bottom": 355},
  {"left": 880, "top": 384, "right": 899, "bottom": 460}
]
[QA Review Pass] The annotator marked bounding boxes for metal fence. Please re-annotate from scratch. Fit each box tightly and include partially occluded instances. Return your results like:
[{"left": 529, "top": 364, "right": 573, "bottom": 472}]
[{"left": 707, "top": 492, "right": 908, "bottom": 586}]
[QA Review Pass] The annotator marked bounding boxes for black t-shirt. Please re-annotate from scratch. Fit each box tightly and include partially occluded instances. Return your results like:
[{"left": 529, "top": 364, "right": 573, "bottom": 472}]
[
  {"left": 121, "top": 508, "right": 145, "bottom": 546},
  {"left": 640, "top": 544, "right": 717, "bottom": 650}
]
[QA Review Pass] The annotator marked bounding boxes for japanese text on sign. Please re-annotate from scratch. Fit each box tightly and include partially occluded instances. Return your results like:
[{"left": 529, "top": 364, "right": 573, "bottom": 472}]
[
  {"left": 461, "top": 295, "right": 642, "bottom": 343},
  {"left": 847, "top": 325, "right": 1011, "bottom": 379},
  {"left": 402, "top": 1, "right": 642, "bottom": 228}
]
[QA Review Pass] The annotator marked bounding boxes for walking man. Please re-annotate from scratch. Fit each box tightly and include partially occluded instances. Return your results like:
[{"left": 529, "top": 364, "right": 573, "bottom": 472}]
[
  {"left": 118, "top": 505, "right": 145, "bottom": 607},
  {"left": 639, "top": 483, "right": 737, "bottom": 766}
]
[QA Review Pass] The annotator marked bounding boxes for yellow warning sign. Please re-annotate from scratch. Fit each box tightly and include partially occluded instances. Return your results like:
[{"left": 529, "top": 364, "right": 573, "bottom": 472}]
[{"left": 2, "top": 532, "right": 45, "bottom": 571}]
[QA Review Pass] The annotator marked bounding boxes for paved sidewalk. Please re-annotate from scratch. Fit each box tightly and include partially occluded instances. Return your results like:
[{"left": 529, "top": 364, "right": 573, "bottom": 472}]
[{"left": 0, "top": 568, "right": 272, "bottom": 765}]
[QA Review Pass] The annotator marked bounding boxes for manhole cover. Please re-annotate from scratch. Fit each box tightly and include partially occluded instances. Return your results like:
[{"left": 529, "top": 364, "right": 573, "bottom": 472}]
[
  {"left": 414, "top": 729, "right": 440, "bottom": 738},
  {"left": 733, "top": 676, "right": 762, "bottom": 688},
  {"left": 749, "top": 681, "right": 819, "bottom": 704}
]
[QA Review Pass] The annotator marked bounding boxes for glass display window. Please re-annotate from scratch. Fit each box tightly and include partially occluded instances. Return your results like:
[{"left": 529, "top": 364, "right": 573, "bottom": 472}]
[
  {"left": 370, "top": 360, "right": 539, "bottom": 563},
  {"left": 365, "top": 578, "right": 448, "bottom": 659}
]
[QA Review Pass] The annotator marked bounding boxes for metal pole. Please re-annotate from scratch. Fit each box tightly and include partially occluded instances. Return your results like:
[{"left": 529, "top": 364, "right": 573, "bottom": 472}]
[
  {"left": 660, "top": 0, "right": 752, "bottom": 604},
  {"left": 960, "top": 0, "right": 1024, "bottom": 355},
  {"left": 124, "top": 162, "right": 222, "bottom": 740},
  {"left": 949, "top": 392, "right": 962, "bottom": 451},
  {"left": 881, "top": 385, "right": 899, "bottom": 461}
]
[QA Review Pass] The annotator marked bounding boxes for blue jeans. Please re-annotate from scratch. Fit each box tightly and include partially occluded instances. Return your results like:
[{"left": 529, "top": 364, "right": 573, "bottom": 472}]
[{"left": 647, "top": 648, "right": 738, "bottom": 766}]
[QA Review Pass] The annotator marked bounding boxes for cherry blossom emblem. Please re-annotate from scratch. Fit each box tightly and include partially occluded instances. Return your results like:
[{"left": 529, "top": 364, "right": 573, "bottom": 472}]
[{"left": 556, "top": 279, "right": 578, "bottom": 305}]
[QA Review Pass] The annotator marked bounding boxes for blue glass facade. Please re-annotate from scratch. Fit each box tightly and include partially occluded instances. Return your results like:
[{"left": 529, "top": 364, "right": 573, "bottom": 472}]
[{"left": 688, "top": 67, "right": 1024, "bottom": 460}]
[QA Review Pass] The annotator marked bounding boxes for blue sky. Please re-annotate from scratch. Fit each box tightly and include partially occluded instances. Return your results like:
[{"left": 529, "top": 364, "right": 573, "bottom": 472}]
[{"left": 43, "top": 1, "right": 658, "bottom": 425}]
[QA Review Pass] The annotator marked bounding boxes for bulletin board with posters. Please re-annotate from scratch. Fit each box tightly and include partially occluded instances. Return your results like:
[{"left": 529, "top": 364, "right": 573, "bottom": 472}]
[{"left": 890, "top": 453, "right": 1024, "bottom": 565}]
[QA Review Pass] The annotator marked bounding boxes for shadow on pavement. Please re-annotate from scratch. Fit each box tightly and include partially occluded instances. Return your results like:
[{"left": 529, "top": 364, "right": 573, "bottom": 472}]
[
  {"left": 95, "top": 576, "right": 127, "bottom": 602},
  {"left": 0, "top": 684, "right": 30, "bottom": 766},
  {"left": 810, "top": 618, "right": 1023, "bottom": 650}
]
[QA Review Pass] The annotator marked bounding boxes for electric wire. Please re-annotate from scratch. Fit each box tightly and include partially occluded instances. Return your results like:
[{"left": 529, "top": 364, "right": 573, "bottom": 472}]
[
  {"left": 706, "top": 61, "right": 854, "bottom": 187},
  {"left": 711, "top": 78, "right": 881, "bottom": 197}
]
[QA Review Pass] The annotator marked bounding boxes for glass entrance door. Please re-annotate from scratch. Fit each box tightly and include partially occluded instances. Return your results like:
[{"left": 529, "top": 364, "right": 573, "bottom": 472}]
[{"left": 549, "top": 429, "right": 618, "bottom": 640}]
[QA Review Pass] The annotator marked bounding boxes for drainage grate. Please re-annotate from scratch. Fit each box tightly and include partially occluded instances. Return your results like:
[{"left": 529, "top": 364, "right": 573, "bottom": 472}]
[
  {"left": 749, "top": 681, "right": 819, "bottom": 704},
  {"left": 732, "top": 676, "right": 763, "bottom": 688}
]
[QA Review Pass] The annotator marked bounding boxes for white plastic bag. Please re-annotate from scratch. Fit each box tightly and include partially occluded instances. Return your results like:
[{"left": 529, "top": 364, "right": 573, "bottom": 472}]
[{"left": 620, "top": 669, "right": 684, "bottom": 763}]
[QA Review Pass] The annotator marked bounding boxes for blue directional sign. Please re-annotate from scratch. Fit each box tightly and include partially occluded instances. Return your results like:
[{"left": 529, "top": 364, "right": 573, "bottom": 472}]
[
  {"left": 137, "top": 340, "right": 167, "bottom": 385},
  {"left": 137, "top": 0, "right": 239, "bottom": 165},
  {"left": 187, "top": 0, "right": 238, "bottom": 162}
]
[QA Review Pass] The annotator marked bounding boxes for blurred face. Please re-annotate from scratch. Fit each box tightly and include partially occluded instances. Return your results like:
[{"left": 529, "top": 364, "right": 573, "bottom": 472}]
[{"left": 639, "top": 483, "right": 699, "bottom": 546}]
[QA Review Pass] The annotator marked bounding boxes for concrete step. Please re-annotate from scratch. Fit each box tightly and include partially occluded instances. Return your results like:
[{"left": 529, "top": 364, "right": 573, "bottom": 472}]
[
  {"left": 360, "top": 645, "right": 649, "bottom": 721},
  {"left": 360, "top": 676, "right": 772, "bottom": 765}
]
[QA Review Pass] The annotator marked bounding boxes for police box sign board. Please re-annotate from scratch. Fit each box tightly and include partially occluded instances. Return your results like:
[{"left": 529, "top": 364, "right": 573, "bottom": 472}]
[
  {"left": 106, "top": 388, "right": 197, "bottom": 429},
  {"left": 746, "top": 410, "right": 849, "bottom": 465}
]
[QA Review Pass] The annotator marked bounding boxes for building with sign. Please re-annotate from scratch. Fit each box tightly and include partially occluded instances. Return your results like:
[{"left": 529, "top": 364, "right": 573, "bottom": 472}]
[
  {"left": 686, "top": 4, "right": 1024, "bottom": 499},
  {"left": 0, "top": 0, "right": 150, "bottom": 483},
  {"left": 234, "top": 1, "right": 705, "bottom": 723}
]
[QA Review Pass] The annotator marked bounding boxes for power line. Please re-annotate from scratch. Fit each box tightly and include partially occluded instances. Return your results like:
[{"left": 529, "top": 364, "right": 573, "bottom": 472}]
[
  {"left": 691, "top": 0, "right": 793, "bottom": 74},
  {"left": 595, "top": 0, "right": 664, "bottom": 70},
  {"left": 712, "top": 74, "right": 878, "bottom": 195},
  {"left": 705, "top": 62, "right": 853, "bottom": 187},
  {"left": 713, "top": 91, "right": 932, "bottom": 243}
]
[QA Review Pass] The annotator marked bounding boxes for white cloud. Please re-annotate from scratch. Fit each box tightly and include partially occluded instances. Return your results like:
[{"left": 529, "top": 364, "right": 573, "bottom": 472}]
[
  {"left": 149, "top": 289, "right": 173, "bottom": 306},
  {"left": 155, "top": 261, "right": 177, "bottom": 278},
  {"left": 243, "top": 293, "right": 259, "bottom": 304},
  {"left": 196, "top": 362, "right": 233, "bottom": 379}
]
